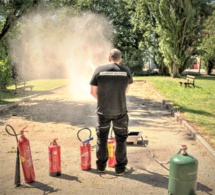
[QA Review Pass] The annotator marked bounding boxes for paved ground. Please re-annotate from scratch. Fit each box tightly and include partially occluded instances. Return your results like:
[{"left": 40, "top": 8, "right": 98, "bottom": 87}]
[{"left": 0, "top": 81, "right": 215, "bottom": 195}]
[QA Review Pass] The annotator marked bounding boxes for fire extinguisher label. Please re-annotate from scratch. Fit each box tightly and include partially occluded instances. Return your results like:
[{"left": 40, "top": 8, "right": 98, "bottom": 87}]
[
  {"left": 81, "top": 152, "right": 90, "bottom": 166},
  {"left": 23, "top": 146, "right": 33, "bottom": 167},
  {"left": 20, "top": 156, "right": 25, "bottom": 163},
  {"left": 108, "top": 143, "right": 114, "bottom": 157},
  {"left": 81, "top": 152, "right": 89, "bottom": 157},
  {"left": 80, "top": 144, "right": 91, "bottom": 170},
  {"left": 49, "top": 149, "right": 60, "bottom": 172}
]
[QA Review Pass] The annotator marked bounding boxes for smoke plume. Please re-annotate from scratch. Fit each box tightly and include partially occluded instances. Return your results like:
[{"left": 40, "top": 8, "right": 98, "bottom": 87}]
[{"left": 9, "top": 8, "right": 113, "bottom": 98}]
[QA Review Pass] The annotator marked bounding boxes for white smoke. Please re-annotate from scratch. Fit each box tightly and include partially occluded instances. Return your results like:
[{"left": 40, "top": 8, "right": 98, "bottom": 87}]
[{"left": 9, "top": 8, "right": 113, "bottom": 99}]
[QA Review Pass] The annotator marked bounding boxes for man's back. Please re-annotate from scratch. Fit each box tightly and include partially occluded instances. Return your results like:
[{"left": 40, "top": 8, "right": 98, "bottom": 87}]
[{"left": 90, "top": 63, "right": 133, "bottom": 115}]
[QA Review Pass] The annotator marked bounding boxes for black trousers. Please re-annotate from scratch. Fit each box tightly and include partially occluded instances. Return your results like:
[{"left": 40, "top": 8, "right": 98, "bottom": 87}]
[{"left": 96, "top": 113, "right": 128, "bottom": 173}]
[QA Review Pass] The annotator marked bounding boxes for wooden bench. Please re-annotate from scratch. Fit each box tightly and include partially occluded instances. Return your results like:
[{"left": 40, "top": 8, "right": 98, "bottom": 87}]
[
  {"left": 179, "top": 75, "right": 195, "bottom": 88},
  {"left": 14, "top": 81, "right": 34, "bottom": 93}
]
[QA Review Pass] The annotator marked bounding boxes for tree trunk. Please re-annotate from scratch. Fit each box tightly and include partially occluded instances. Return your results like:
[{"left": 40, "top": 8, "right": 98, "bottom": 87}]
[
  {"left": 0, "top": 85, "right": 7, "bottom": 91},
  {"left": 171, "top": 64, "right": 179, "bottom": 78},
  {"left": 198, "top": 58, "right": 201, "bottom": 75}
]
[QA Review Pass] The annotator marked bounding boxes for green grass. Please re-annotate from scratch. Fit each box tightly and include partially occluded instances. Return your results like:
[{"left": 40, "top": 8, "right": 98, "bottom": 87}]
[
  {"left": 134, "top": 75, "right": 215, "bottom": 147},
  {"left": 0, "top": 79, "right": 70, "bottom": 105}
]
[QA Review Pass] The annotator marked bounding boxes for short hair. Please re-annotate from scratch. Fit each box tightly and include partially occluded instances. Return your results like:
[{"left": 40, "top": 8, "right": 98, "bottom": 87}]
[{"left": 109, "top": 48, "right": 122, "bottom": 61}]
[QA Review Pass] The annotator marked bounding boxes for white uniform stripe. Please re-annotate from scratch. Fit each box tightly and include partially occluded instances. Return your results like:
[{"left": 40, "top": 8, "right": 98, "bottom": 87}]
[{"left": 99, "top": 72, "right": 127, "bottom": 76}]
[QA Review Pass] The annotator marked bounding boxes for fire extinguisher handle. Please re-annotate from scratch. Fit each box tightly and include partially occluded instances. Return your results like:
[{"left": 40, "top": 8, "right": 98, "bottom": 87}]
[
  {"left": 21, "top": 125, "right": 28, "bottom": 131},
  {"left": 20, "top": 126, "right": 28, "bottom": 134},
  {"left": 51, "top": 138, "right": 58, "bottom": 145},
  {"left": 83, "top": 137, "right": 93, "bottom": 144}
]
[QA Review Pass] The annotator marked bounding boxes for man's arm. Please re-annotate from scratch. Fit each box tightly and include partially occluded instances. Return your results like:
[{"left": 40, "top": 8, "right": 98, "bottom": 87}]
[
  {"left": 90, "top": 85, "right": 98, "bottom": 99},
  {"left": 126, "top": 84, "right": 131, "bottom": 94}
]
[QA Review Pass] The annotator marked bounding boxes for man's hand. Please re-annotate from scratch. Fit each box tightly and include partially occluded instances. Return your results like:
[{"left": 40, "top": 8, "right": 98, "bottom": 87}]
[{"left": 90, "top": 85, "right": 98, "bottom": 99}]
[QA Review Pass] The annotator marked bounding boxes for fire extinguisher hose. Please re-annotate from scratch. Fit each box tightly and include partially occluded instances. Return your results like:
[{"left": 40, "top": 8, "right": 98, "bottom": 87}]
[
  {"left": 141, "top": 136, "right": 181, "bottom": 165},
  {"left": 5, "top": 124, "right": 19, "bottom": 143},
  {"left": 77, "top": 127, "right": 93, "bottom": 143},
  {"left": 144, "top": 143, "right": 170, "bottom": 165},
  {"left": 5, "top": 124, "right": 21, "bottom": 186}
]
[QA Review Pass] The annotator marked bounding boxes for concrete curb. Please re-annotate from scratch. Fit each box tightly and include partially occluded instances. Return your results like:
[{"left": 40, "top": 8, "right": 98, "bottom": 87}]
[{"left": 145, "top": 81, "right": 215, "bottom": 162}]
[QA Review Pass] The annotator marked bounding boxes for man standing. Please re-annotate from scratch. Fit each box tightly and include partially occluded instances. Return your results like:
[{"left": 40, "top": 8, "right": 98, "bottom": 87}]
[{"left": 90, "top": 48, "right": 133, "bottom": 176}]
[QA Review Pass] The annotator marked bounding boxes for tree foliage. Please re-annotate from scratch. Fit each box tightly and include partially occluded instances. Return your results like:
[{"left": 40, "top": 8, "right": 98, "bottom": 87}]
[
  {"left": 127, "top": 0, "right": 213, "bottom": 77},
  {"left": 157, "top": 0, "right": 212, "bottom": 77},
  {"left": 126, "top": 0, "right": 167, "bottom": 74},
  {"left": 200, "top": 5, "right": 215, "bottom": 74},
  {"left": 0, "top": 0, "right": 40, "bottom": 89},
  {"left": 0, "top": 41, "right": 12, "bottom": 90},
  {"left": 0, "top": 0, "right": 40, "bottom": 41},
  {"left": 72, "top": 0, "right": 144, "bottom": 68}
]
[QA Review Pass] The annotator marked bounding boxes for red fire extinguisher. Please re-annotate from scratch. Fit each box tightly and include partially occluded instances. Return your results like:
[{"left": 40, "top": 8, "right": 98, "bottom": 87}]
[
  {"left": 5, "top": 124, "right": 35, "bottom": 186},
  {"left": 48, "top": 138, "right": 61, "bottom": 176},
  {"left": 18, "top": 126, "right": 35, "bottom": 183},
  {"left": 77, "top": 128, "right": 93, "bottom": 170},
  {"left": 107, "top": 129, "right": 116, "bottom": 167}
]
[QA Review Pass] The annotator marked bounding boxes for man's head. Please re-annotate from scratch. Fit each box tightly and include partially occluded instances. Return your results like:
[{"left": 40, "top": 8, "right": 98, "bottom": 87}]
[{"left": 109, "top": 48, "right": 122, "bottom": 64}]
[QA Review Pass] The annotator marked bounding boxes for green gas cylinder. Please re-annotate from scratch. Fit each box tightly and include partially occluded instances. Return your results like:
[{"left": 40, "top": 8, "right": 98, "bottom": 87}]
[{"left": 168, "top": 145, "right": 198, "bottom": 195}]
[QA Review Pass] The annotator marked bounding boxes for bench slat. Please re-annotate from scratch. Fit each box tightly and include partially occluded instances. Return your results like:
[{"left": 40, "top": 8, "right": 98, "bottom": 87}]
[
  {"left": 179, "top": 75, "right": 195, "bottom": 88},
  {"left": 14, "top": 80, "right": 34, "bottom": 92}
]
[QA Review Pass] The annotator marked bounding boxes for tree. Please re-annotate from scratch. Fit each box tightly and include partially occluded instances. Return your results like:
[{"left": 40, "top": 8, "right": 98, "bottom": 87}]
[
  {"left": 157, "top": 0, "right": 213, "bottom": 77},
  {"left": 0, "top": 0, "right": 40, "bottom": 41},
  {"left": 200, "top": 6, "right": 215, "bottom": 74},
  {"left": 73, "top": 0, "right": 144, "bottom": 68},
  {"left": 126, "top": 0, "right": 168, "bottom": 75},
  {"left": 0, "top": 0, "right": 40, "bottom": 89},
  {"left": 68, "top": 0, "right": 145, "bottom": 74},
  {"left": 0, "top": 41, "right": 12, "bottom": 90},
  {"left": 126, "top": 0, "right": 213, "bottom": 77}
]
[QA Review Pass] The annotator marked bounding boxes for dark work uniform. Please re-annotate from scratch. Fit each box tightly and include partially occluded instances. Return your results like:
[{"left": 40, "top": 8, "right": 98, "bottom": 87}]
[{"left": 90, "top": 63, "right": 133, "bottom": 173}]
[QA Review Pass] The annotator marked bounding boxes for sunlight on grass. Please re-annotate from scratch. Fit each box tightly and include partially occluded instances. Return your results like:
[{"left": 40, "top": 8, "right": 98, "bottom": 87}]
[
  {"left": 7, "top": 79, "right": 70, "bottom": 91},
  {"left": 134, "top": 75, "right": 215, "bottom": 146},
  {"left": 0, "top": 79, "right": 70, "bottom": 105}
]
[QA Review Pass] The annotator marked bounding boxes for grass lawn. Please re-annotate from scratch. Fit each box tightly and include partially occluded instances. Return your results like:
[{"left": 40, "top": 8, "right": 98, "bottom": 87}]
[
  {"left": 0, "top": 79, "right": 70, "bottom": 105},
  {"left": 134, "top": 75, "right": 215, "bottom": 148}
]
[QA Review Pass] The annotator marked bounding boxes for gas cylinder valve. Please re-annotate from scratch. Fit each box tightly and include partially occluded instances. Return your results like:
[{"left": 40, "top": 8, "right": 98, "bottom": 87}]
[{"left": 181, "top": 144, "right": 188, "bottom": 155}]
